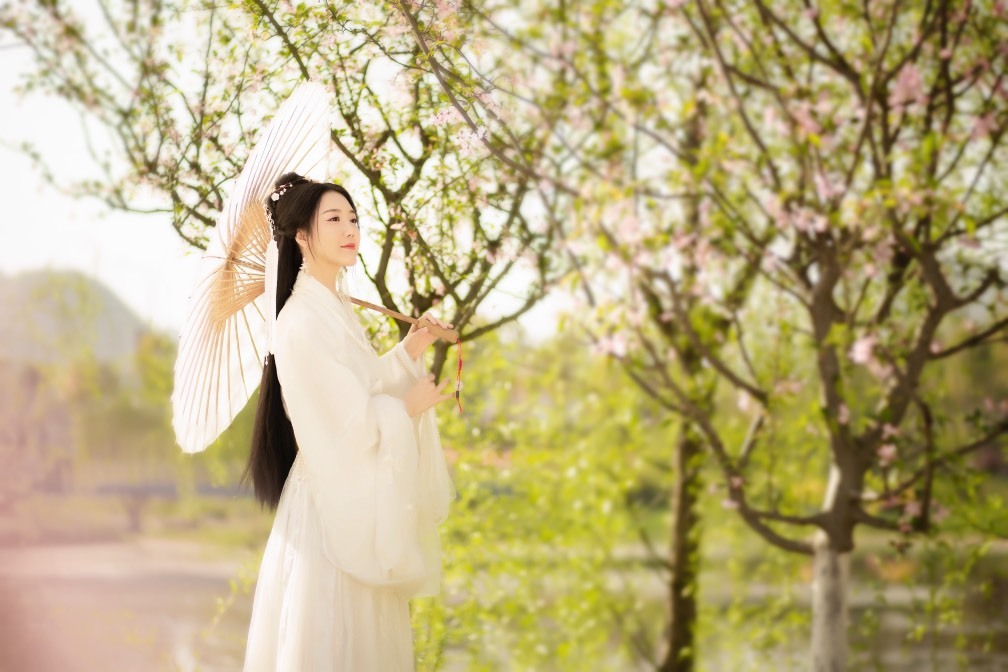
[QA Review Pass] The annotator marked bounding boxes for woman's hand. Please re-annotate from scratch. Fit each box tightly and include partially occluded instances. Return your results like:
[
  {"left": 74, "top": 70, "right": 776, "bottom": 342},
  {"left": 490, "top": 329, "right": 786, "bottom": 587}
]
[
  {"left": 402, "top": 313, "right": 454, "bottom": 361},
  {"left": 403, "top": 373, "right": 455, "bottom": 417}
]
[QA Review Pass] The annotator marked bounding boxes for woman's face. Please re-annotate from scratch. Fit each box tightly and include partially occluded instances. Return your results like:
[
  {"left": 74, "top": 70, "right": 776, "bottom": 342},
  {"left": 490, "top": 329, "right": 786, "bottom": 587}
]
[{"left": 301, "top": 190, "right": 359, "bottom": 270}]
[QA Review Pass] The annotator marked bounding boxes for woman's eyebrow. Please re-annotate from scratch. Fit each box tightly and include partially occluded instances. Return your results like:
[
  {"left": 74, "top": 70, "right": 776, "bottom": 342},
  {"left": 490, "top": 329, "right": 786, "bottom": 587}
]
[{"left": 322, "top": 208, "right": 356, "bottom": 214}]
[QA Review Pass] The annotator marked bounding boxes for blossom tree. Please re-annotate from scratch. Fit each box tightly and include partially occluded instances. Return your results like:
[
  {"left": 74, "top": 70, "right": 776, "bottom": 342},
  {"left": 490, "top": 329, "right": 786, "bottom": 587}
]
[
  {"left": 672, "top": 2, "right": 1008, "bottom": 667},
  {"left": 390, "top": 0, "right": 1008, "bottom": 668},
  {"left": 382, "top": 0, "right": 750, "bottom": 668}
]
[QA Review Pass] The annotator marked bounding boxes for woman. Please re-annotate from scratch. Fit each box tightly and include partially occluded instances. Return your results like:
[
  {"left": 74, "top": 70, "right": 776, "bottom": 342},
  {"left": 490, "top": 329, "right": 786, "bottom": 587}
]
[{"left": 241, "top": 172, "right": 456, "bottom": 670}]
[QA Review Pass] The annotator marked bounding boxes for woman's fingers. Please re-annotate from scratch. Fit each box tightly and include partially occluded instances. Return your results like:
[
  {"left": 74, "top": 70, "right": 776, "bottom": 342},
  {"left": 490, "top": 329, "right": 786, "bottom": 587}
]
[
  {"left": 421, "top": 313, "right": 454, "bottom": 329},
  {"left": 428, "top": 379, "right": 452, "bottom": 403},
  {"left": 437, "top": 380, "right": 455, "bottom": 404}
]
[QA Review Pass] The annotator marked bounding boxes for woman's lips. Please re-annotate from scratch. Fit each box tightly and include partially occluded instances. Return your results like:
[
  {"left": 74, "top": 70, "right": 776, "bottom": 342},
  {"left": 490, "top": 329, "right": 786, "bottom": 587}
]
[{"left": 341, "top": 244, "right": 357, "bottom": 249}]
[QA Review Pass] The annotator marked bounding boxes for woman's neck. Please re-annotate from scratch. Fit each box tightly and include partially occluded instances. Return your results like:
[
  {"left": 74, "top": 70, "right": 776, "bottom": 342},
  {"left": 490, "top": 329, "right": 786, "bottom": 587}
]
[
  {"left": 302, "top": 262, "right": 349, "bottom": 299},
  {"left": 303, "top": 263, "right": 339, "bottom": 293}
]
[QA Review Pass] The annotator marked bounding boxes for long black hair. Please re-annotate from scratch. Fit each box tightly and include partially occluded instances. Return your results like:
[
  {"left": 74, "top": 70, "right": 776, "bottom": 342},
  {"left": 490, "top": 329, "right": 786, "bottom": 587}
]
[{"left": 241, "top": 171, "right": 358, "bottom": 510}]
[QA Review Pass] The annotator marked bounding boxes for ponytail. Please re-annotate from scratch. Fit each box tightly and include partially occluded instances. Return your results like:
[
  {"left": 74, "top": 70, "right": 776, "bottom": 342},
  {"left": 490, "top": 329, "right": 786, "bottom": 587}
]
[{"left": 241, "top": 234, "right": 303, "bottom": 509}]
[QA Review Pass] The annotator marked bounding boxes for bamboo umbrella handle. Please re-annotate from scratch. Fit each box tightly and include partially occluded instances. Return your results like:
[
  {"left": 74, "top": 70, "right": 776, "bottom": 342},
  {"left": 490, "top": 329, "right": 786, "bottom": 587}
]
[{"left": 349, "top": 297, "right": 460, "bottom": 343}]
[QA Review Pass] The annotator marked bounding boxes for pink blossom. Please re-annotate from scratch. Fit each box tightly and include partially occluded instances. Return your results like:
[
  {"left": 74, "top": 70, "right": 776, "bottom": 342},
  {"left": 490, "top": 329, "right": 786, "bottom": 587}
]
[
  {"left": 671, "top": 232, "right": 695, "bottom": 250},
  {"left": 729, "top": 475, "right": 744, "bottom": 489},
  {"left": 593, "top": 333, "right": 628, "bottom": 358},
  {"left": 456, "top": 126, "right": 488, "bottom": 157},
  {"left": 904, "top": 500, "right": 922, "bottom": 518},
  {"left": 971, "top": 112, "right": 998, "bottom": 140},
  {"left": 632, "top": 250, "right": 652, "bottom": 267},
  {"left": 792, "top": 207, "right": 828, "bottom": 234},
  {"left": 838, "top": 403, "right": 850, "bottom": 425},
  {"left": 774, "top": 378, "right": 805, "bottom": 395},
  {"left": 873, "top": 239, "right": 895, "bottom": 265},
  {"left": 882, "top": 423, "right": 900, "bottom": 438},
  {"left": 940, "top": 47, "right": 953, "bottom": 60},
  {"left": 737, "top": 393, "right": 751, "bottom": 412},
  {"left": 814, "top": 171, "right": 844, "bottom": 201},
  {"left": 766, "top": 199, "right": 790, "bottom": 232},
  {"left": 877, "top": 443, "right": 897, "bottom": 466},
  {"left": 850, "top": 335, "right": 877, "bottom": 364},
  {"left": 866, "top": 359, "right": 893, "bottom": 382},
  {"left": 889, "top": 63, "right": 926, "bottom": 109},
  {"left": 617, "top": 215, "right": 643, "bottom": 245},
  {"left": 814, "top": 93, "right": 832, "bottom": 116},
  {"left": 932, "top": 504, "right": 950, "bottom": 524},
  {"left": 721, "top": 498, "right": 739, "bottom": 510},
  {"left": 433, "top": 0, "right": 460, "bottom": 18},
  {"left": 896, "top": 189, "right": 925, "bottom": 217},
  {"left": 792, "top": 102, "right": 822, "bottom": 137},
  {"left": 475, "top": 89, "right": 503, "bottom": 116},
  {"left": 428, "top": 106, "right": 464, "bottom": 128},
  {"left": 628, "top": 305, "right": 646, "bottom": 327},
  {"left": 698, "top": 199, "right": 712, "bottom": 227},
  {"left": 549, "top": 36, "right": 577, "bottom": 61},
  {"left": 761, "top": 251, "right": 782, "bottom": 273},
  {"left": 694, "top": 239, "right": 713, "bottom": 266},
  {"left": 762, "top": 105, "right": 787, "bottom": 135}
]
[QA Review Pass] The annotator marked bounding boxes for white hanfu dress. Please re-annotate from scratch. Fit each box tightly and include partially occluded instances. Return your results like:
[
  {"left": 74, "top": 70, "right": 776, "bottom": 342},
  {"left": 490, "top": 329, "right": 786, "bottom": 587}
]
[{"left": 242, "top": 268, "right": 455, "bottom": 672}]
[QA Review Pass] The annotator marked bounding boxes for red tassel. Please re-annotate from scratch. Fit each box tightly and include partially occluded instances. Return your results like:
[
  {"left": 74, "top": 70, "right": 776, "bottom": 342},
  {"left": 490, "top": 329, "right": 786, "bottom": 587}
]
[{"left": 454, "top": 336, "right": 464, "bottom": 414}]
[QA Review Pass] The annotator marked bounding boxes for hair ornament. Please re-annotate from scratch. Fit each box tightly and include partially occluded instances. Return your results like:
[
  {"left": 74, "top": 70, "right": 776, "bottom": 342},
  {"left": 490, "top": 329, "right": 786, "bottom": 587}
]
[{"left": 270, "top": 181, "right": 295, "bottom": 202}]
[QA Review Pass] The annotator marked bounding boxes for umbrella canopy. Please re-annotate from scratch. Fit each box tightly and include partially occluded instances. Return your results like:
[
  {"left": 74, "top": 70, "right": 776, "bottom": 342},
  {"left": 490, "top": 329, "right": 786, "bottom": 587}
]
[{"left": 172, "top": 82, "right": 332, "bottom": 454}]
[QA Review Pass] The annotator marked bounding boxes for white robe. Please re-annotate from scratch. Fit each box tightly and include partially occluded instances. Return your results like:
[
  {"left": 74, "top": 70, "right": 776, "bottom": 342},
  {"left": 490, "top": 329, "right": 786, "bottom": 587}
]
[{"left": 243, "top": 268, "right": 455, "bottom": 671}]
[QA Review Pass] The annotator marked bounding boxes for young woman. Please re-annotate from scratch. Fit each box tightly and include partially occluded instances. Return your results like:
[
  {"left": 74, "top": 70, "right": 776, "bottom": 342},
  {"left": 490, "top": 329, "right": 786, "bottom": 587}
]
[{"left": 241, "top": 172, "right": 456, "bottom": 671}]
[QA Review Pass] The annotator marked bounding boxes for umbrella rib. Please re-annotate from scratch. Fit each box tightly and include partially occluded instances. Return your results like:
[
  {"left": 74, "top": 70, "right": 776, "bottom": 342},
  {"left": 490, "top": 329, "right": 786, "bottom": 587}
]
[{"left": 176, "top": 295, "right": 215, "bottom": 417}]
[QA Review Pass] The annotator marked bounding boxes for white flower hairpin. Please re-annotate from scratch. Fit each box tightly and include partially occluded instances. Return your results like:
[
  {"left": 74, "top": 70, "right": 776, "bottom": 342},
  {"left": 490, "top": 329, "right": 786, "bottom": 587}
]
[{"left": 270, "top": 181, "right": 295, "bottom": 202}]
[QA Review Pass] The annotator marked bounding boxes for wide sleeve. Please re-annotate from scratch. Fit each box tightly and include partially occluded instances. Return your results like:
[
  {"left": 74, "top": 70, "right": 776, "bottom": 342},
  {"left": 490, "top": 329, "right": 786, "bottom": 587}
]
[
  {"left": 272, "top": 313, "right": 433, "bottom": 594},
  {"left": 376, "top": 338, "right": 427, "bottom": 398}
]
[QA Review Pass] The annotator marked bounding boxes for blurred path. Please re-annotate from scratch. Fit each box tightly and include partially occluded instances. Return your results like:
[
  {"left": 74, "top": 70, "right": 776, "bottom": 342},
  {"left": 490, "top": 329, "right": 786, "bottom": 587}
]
[{"left": 0, "top": 539, "right": 257, "bottom": 671}]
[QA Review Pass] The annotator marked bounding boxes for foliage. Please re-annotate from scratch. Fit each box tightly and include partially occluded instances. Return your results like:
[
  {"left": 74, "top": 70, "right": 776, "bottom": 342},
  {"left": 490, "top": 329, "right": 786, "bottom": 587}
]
[{"left": 410, "top": 326, "right": 673, "bottom": 670}]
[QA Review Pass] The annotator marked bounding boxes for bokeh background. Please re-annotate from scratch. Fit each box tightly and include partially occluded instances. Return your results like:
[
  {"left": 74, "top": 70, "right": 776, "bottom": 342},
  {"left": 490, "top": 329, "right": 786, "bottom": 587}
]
[{"left": 1, "top": 1, "right": 1006, "bottom": 671}]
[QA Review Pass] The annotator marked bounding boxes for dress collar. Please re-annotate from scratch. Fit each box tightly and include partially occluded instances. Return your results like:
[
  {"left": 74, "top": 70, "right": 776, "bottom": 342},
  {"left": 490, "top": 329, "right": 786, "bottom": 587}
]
[
  {"left": 292, "top": 268, "right": 352, "bottom": 310},
  {"left": 291, "top": 267, "right": 376, "bottom": 357}
]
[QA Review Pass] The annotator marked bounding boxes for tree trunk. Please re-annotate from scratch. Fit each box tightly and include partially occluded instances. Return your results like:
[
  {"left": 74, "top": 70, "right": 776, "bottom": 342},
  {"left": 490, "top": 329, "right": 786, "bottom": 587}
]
[
  {"left": 812, "top": 463, "right": 850, "bottom": 672},
  {"left": 659, "top": 426, "right": 703, "bottom": 672}
]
